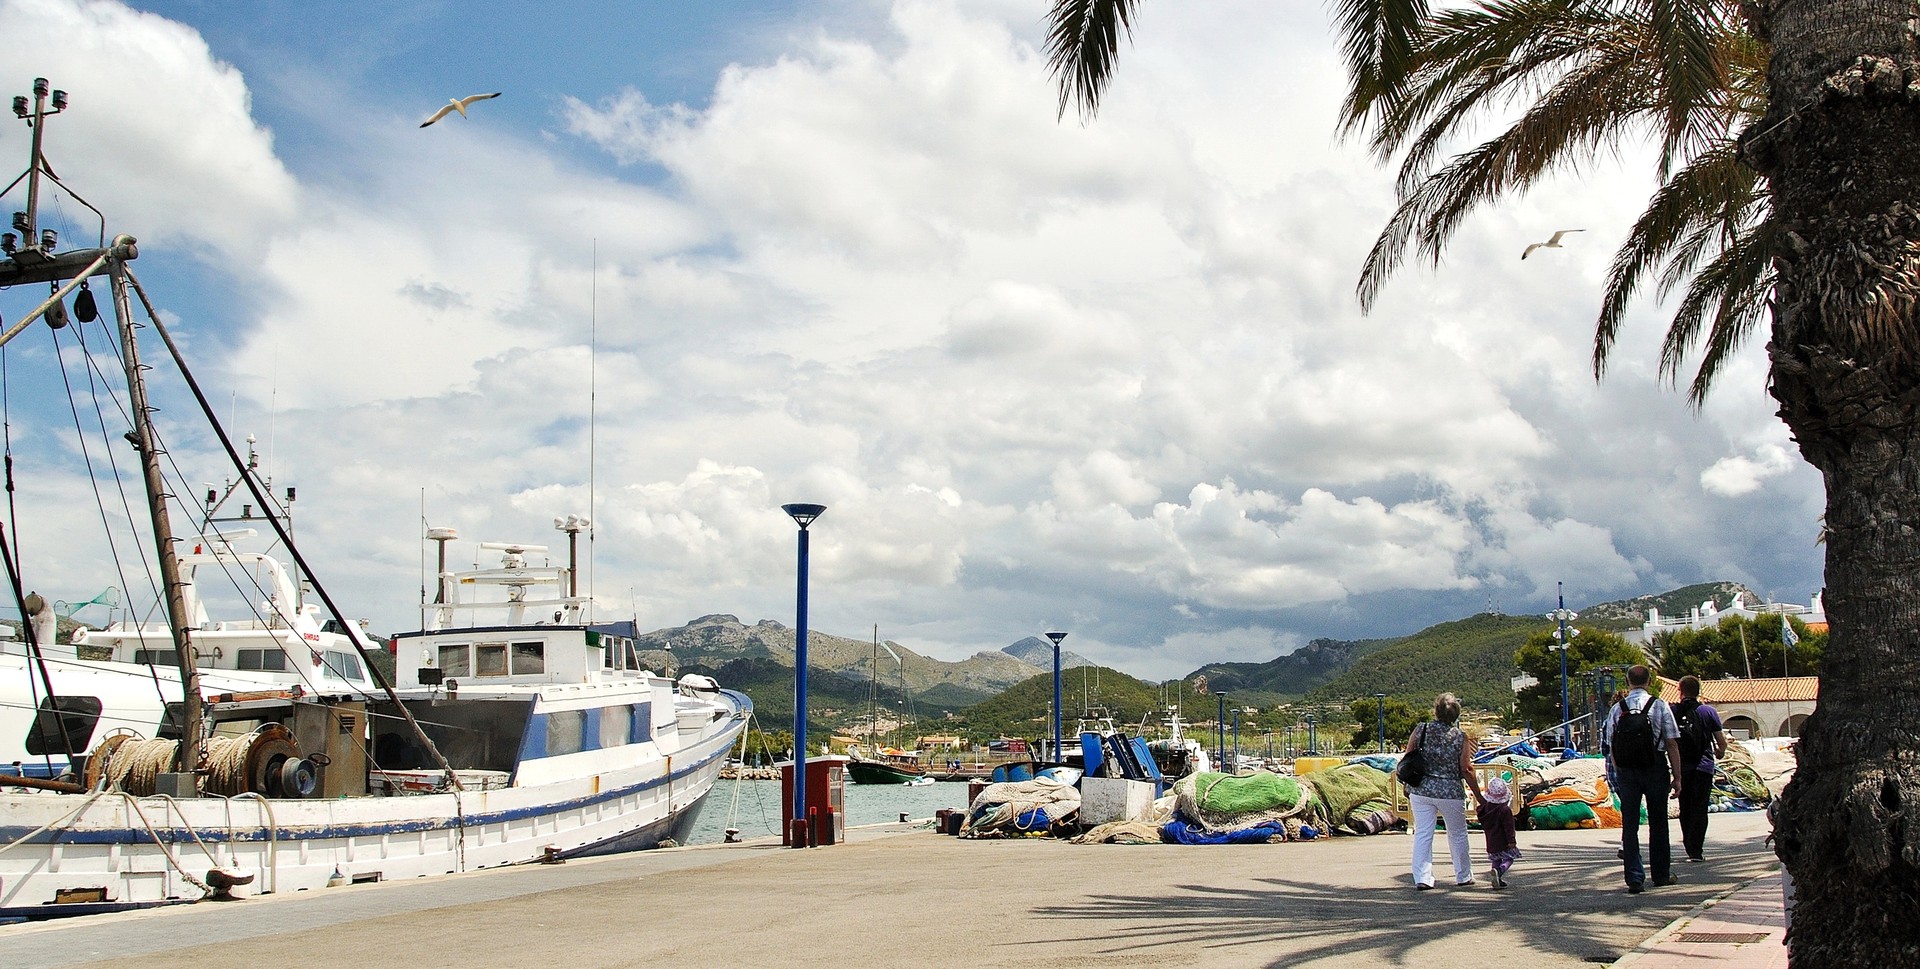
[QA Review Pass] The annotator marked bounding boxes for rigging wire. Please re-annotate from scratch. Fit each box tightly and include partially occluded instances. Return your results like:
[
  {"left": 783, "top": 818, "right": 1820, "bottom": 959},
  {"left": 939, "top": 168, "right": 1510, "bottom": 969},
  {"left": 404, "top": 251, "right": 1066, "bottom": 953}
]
[
  {"left": 124, "top": 268, "right": 464, "bottom": 789},
  {"left": 51, "top": 302, "right": 170, "bottom": 708}
]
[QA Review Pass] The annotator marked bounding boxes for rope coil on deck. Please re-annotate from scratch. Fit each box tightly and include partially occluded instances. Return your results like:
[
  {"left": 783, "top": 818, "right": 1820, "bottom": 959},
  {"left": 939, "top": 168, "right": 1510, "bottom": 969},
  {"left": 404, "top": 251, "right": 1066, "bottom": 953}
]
[{"left": 94, "top": 728, "right": 291, "bottom": 797}]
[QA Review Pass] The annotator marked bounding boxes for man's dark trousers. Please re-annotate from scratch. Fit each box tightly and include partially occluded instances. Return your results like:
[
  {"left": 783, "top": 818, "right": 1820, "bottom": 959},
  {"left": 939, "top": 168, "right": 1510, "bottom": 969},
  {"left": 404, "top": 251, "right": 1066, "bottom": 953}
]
[
  {"left": 1616, "top": 764, "right": 1673, "bottom": 888},
  {"left": 1679, "top": 767, "right": 1713, "bottom": 860}
]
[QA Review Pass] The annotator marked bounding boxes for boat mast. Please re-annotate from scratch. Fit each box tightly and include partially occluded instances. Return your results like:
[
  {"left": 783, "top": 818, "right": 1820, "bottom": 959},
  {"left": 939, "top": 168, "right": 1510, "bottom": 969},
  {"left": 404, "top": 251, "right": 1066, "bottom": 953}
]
[
  {"left": 112, "top": 256, "right": 206, "bottom": 774},
  {"left": 869, "top": 625, "right": 878, "bottom": 753},
  {"left": 1, "top": 79, "right": 205, "bottom": 777}
]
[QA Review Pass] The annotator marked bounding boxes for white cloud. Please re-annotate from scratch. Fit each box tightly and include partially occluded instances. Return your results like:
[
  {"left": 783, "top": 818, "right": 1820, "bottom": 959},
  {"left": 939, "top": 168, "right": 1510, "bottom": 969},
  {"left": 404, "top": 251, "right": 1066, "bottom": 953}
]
[
  {"left": 0, "top": 0, "right": 297, "bottom": 254},
  {"left": 2, "top": 0, "right": 1824, "bottom": 682},
  {"left": 1701, "top": 444, "right": 1796, "bottom": 497}
]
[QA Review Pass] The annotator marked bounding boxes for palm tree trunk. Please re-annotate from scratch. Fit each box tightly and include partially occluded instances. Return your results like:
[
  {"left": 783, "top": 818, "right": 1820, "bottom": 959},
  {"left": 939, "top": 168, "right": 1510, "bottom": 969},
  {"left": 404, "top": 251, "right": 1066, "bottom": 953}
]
[{"left": 1746, "top": 1, "right": 1920, "bottom": 964}]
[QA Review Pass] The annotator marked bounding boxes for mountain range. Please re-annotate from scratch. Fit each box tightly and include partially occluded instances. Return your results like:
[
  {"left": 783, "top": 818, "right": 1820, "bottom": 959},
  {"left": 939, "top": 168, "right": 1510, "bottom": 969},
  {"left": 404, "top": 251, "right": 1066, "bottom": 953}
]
[{"left": 634, "top": 581, "right": 1764, "bottom": 728}]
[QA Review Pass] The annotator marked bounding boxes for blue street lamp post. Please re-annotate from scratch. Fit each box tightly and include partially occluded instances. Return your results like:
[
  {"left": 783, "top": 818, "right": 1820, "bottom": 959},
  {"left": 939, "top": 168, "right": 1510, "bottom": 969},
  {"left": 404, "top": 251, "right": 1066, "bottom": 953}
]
[
  {"left": 1231, "top": 709, "right": 1240, "bottom": 770},
  {"left": 1045, "top": 631, "right": 1067, "bottom": 764},
  {"left": 1217, "top": 694, "right": 1227, "bottom": 770},
  {"left": 1375, "top": 693, "right": 1387, "bottom": 752},
  {"left": 1548, "top": 582, "right": 1580, "bottom": 753},
  {"left": 782, "top": 502, "right": 826, "bottom": 847}
]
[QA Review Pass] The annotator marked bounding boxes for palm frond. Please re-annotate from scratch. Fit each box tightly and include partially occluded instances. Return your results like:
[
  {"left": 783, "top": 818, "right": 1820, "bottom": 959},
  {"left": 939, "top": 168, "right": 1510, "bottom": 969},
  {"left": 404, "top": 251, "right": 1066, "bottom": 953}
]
[
  {"left": 1642, "top": 0, "right": 1734, "bottom": 175},
  {"left": 1662, "top": 217, "right": 1777, "bottom": 405},
  {"left": 1593, "top": 142, "right": 1763, "bottom": 375},
  {"left": 1332, "top": 0, "right": 1435, "bottom": 132},
  {"left": 1361, "top": 53, "right": 1663, "bottom": 309},
  {"left": 1045, "top": 0, "right": 1143, "bottom": 122}
]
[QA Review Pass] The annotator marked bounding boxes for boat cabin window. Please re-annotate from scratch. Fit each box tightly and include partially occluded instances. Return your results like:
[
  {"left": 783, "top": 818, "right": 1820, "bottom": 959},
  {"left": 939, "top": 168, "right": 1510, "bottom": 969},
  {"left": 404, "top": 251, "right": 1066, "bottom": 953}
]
[
  {"left": 132, "top": 647, "right": 216, "bottom": 669},
  {"left": 25, "top": 696, "right": 103, "bottom": 755},
  {"left": 546, "top": 709, "right": 585, "bottom": 756},
  {"left": 475, "top": 643, "right": 508, "bottom": 677},
  {"left": 438, "top": 643, "right": 471, "bottom": 677},
  {"left": 510, "top": 641, "right": 544, "bottom": 675},
  {"left": 237, "top": 648, "right": 289, "bottom": 671},
  {"left": 323, "top": 650, "right": 366, "bottom": 682},
  {"left": 599, "top": 705, "right": 630, "bottom": 747}
]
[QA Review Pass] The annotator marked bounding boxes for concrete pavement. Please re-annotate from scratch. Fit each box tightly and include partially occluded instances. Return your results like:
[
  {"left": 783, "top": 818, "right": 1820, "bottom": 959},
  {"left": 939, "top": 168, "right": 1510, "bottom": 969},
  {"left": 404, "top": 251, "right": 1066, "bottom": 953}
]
[{"left": 4, "top": 810, "right": 1787, "bottom": 969}]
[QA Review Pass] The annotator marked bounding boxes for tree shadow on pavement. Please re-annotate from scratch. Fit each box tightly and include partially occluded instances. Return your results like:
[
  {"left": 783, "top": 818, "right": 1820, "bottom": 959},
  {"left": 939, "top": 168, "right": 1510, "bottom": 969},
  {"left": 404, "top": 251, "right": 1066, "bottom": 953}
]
[{"left": 1027, "top": 826, "right": 1776, "bottom": 967}]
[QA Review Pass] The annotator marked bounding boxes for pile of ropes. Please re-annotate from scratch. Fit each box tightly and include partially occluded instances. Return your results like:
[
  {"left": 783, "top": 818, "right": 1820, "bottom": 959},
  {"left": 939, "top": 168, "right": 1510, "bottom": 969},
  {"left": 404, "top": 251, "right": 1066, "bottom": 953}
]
[{"left": 98, "top": 734, "right": 260, "bottom": 797}]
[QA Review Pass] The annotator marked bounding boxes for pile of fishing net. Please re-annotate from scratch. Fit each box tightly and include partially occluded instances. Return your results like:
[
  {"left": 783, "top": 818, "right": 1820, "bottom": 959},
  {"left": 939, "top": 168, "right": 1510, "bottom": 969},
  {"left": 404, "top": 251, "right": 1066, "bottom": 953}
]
[
  {"left": 962, "top": 776, "right": 1081, "bottom": 837},
  {"left": 1153, "top": 765, "right": 1400, "bottom": 844},
  {"left": 1709, "top": 742, "right": 1778, "bottom": 811},
  {"left": 1303, "top": 763, "right": 1400, "bottom": 835},
  {"left": 1739, "top": 740, "right": 1796, "bottom": 799},
  {"left": 1345, "top": 753, "right": 1398, "bottom": 774},
  {"left": 1521, "top": 757, "right": 1623, "bottom": 829},
  {"left": 1164, "top": 771, "right": 1315, "bottom": 844}
]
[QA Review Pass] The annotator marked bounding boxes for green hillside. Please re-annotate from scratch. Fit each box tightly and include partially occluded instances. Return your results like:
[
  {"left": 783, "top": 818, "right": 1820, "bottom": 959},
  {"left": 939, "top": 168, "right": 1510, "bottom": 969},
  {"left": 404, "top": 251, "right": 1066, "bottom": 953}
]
[
  {"left": 950, "top": 666, "right": 1218, "bottom": 740},
  {"left": 1185, "top": 636, "right": 1400, "bottom": 702},
  {"left": 1306, "top": 612, "right": 1552, "bottom": 711}
]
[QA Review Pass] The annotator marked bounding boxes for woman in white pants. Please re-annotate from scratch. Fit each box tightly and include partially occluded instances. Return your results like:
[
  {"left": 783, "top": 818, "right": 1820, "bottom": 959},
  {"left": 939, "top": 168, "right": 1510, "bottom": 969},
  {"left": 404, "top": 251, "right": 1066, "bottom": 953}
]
[{"left": 1403, "top": 693, "right": 1485, "bottom": 889}]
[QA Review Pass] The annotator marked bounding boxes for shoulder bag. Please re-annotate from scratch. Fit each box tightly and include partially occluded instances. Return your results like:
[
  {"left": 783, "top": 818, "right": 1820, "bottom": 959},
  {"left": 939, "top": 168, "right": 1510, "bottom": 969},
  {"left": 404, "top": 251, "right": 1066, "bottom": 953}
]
[{"left": 1396, "top": 722, "right": 1428, "bottom": 787}]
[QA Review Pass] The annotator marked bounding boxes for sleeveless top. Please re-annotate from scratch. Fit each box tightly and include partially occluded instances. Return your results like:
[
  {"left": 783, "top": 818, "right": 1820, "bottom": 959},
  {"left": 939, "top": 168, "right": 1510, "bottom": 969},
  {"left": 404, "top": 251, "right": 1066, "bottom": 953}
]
[{"left": 1408, "top": 721, "right": 1468, "bottom": 800}]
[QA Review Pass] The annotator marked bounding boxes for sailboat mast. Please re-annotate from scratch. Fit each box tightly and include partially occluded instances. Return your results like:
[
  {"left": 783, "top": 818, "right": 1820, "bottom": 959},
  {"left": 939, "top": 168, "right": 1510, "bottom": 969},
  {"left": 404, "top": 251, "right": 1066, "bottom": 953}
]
[
  {"left": 869, "top": 625, "right": 878, "bottom": 751},
  {"left": 111, "top": 258, "right": 204, "bottom": 775}
]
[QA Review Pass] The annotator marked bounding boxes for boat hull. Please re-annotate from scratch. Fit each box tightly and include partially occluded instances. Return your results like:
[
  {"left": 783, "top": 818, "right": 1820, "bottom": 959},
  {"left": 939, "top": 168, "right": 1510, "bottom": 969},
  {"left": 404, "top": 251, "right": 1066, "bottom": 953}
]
[
  {"left": 846, "top": 759, "right": 925, "bottom": 785},
  {"left": 0, "top": 689, "right": 748, "bottom": 920}
]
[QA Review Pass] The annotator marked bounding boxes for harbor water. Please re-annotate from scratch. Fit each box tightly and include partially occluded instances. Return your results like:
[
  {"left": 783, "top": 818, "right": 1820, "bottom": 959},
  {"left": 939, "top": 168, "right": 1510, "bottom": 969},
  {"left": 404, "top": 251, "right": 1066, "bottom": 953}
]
[{"left": 684, "top": 778, "right": 969, "bottom": 846}]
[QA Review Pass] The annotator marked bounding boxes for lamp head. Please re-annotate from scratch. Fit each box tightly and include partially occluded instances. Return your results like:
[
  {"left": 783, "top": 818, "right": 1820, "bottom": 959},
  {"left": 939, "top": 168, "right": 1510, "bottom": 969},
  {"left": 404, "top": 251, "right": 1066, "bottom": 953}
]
[
  {"left": 782, "top": 502, "right": 827, "bottom": 528},
  {"left": 1044, "top": 631, "right": 1067, "bottom": 646}
]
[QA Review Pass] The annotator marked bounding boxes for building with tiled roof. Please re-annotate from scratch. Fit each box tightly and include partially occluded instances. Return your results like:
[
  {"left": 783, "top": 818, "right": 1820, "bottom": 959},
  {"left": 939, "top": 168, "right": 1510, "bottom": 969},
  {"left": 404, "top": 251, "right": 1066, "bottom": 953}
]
[{"left": 1657, "top": 675, "right": 1817, "bottom": 739}]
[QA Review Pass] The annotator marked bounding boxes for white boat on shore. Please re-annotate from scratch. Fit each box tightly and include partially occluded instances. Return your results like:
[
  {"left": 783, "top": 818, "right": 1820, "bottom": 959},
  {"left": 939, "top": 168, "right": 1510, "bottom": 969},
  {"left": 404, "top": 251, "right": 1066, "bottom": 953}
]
[{"left": 0, "top": 87, "right": 747, "bottom": 920}]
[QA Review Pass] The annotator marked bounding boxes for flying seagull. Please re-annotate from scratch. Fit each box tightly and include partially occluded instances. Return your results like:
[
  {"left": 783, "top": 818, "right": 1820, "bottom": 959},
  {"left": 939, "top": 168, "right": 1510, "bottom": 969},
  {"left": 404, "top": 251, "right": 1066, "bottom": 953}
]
[
  {"left": 420, "top": 92, "right": 501, "bottom": 128},
  {"left": 1521, "top": 228, "right": 1584, "bottom": 260}
]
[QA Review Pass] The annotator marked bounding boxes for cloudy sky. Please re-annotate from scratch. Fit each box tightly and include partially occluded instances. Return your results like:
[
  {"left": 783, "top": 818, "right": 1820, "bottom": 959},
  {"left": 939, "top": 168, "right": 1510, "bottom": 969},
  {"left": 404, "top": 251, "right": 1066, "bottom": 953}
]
[{"left": 0, "top": 0, "right": 1823, "bottom": 680}]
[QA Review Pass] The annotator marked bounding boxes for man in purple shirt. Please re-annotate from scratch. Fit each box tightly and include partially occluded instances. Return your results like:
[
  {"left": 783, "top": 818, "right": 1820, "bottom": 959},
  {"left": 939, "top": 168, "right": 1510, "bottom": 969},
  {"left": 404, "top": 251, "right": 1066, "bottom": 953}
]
[{"left": 1673, "top": 675, "right": 1730, "bottom": 862}]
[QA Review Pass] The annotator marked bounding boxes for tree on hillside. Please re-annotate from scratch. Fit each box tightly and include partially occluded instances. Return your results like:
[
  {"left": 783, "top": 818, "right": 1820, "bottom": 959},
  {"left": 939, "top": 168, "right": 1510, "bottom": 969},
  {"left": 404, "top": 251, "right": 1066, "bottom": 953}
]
[
  {"left": 1512, "top": 627, "right": 1647, "bottom": 731},
  {"left": 1347, "top": 695, "right": 1420, "bottom": 749},
  {"left": 1047, "top": 2, "right": 1920, "bottom": 960},
  {"left": 1656, "top": 614, "right": 1826, "bottom": 680}
]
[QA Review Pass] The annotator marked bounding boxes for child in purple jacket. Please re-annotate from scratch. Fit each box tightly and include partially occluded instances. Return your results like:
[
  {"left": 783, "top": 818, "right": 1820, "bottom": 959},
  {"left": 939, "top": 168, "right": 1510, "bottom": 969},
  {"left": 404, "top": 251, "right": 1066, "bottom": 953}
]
[{"left": 1479, "top": 776, "right": 1522, "bottom": 888}]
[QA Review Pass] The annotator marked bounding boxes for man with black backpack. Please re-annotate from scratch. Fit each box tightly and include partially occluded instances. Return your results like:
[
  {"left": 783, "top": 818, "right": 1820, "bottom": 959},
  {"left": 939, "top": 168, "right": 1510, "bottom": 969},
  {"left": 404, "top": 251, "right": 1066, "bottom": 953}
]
[
  {"left": 1602, "top": 664, "right": 1685, "bottom": 894},
  {"left": 1674, "top": 675, "right": 1730, "bottom": 862}
]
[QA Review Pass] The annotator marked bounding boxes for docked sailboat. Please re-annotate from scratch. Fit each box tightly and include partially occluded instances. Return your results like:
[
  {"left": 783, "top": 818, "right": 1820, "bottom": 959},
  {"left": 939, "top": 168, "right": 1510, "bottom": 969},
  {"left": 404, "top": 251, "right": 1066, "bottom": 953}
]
[
  {"left": 845, "top": 627, "right": 927, "bottom": 784},
  {"left": 0, "top": 80, "right": 747, "bottom": 919}
]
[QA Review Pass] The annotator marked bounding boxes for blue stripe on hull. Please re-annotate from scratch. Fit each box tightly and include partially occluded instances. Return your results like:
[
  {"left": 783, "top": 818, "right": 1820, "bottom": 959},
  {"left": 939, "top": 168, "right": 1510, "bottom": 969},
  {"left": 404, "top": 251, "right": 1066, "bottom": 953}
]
[{"left": 0, "top": 729, "right": 740, "bottom": 847}]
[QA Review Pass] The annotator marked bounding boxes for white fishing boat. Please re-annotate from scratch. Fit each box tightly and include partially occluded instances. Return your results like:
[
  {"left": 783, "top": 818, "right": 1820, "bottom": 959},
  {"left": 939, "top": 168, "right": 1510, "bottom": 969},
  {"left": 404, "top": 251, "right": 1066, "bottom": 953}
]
[
  {"left": 0, "top": 79, "right": 747, "bottom": 920},
  {"left": 1145, "top": 710, "right": 1211, "bottom": 777}
]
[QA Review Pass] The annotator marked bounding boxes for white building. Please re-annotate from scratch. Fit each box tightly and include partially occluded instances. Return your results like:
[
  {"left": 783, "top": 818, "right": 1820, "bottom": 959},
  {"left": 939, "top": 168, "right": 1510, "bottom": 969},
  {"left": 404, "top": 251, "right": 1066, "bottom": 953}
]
[{"left": 1634, "top": 590, "right": 1826, "bottom": 644}]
